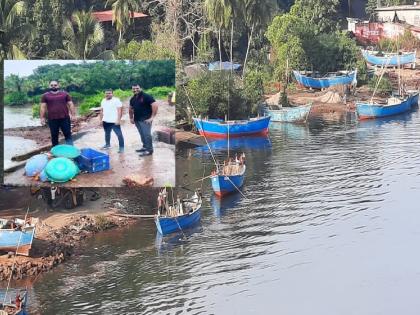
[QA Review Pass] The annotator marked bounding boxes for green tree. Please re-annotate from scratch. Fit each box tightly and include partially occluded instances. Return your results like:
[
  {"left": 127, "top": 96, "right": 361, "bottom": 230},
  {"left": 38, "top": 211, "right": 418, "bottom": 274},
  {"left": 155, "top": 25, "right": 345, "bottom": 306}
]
[
  {"left": 0, "top": 0, "right": 30, "bottom": 59},
  {"left": 4, "top": 74, "right": 25, "bottom": 92},
  {"left": 290, "top": 0, "right": 339, "bottom": 35},
  {"left": 266, "top": 14, "right": 309, "bottom": 82},
  {"left": 52, "top": 10, "right": 114, "bottom": 59},
  {"left": 205, "top": 0, "right": 232, "bottom": 67},
  {"left": 365, "top": 0, "right": 377, "bottom": 18},
  {"left": 242, "top": 0, "right": 277, "bottom": 78},
  {"left": 106, "top": 0, "right": 139, "bottom": 43},
  {"left": 116, "top": 40, "right": 176, "bottom": 60}
]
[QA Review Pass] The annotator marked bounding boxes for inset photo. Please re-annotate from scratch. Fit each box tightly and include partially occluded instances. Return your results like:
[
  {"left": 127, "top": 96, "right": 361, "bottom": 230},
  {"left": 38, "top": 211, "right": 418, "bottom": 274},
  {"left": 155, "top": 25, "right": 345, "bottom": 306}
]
[{"left": 3, "top": 60, "right": 176, "bottom": 187}]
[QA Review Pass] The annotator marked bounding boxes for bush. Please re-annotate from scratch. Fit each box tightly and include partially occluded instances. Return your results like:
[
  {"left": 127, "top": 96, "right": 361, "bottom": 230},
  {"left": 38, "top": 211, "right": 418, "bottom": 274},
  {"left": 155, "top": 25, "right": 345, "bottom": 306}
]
[
  {"left": 78, "top": 93, "right": 104, "bottom": 115},
  {"left": 78, "top": 88, "right": 174, "bottom": 115},
  {"left": 32, "top": 104, "right": 40, "bottom": 118},
  {"left": 368, "top": 75, "right": 393, "bottom": 95},
  {"left": 4, "top": 92, "right": 29, "bottom": 105},
  {"left": 116, "top": 40, "right": 176, "bottom": 60},
  {"left": 177, "top": 72, "right": 259, "bottom": 122},
  {"left": 145, "top": 86, "right": 175, "bottom": 100}
]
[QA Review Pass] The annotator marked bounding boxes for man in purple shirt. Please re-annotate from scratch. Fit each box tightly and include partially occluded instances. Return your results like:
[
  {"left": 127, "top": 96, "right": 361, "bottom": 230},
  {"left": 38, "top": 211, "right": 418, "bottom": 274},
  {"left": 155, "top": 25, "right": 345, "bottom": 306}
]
[{"left": 40, "top": 80, "right": 76, "bottom": 146}]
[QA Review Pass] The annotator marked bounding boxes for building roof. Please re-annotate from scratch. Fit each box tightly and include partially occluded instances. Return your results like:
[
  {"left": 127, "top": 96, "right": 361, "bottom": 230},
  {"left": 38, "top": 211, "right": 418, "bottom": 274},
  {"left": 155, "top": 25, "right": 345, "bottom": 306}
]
[
  {"left": 375, "top": 5, "right": 420, "bottom": 12},
  {"left": 92, "top": 10, "right": 148, "bottom": 23}
]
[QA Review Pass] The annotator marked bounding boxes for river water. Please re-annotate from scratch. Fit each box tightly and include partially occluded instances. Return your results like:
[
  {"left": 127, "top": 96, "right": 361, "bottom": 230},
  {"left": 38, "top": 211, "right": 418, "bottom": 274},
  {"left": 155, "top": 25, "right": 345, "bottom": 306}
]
[
  {"left": 3, "top": 105, "right": 40, "bottom": 129},
  {"left": 7, "top": 108, "right": 420, "bottom": 314}
]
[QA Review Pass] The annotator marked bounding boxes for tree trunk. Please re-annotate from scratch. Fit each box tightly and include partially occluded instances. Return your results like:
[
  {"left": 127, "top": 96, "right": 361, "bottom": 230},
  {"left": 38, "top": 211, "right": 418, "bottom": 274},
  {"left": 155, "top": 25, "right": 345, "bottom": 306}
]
[
  {"left": 230, "top": 20, "right": 233, "bottom": 73},
  {"left": 118, "top": 29, "right": 122, "bottom": 43},
  {"left": 242, "top": 24, "right": 254, "bottom": 79},
  {"left": 218, "top": 28, "right": 222, "bottom": 70}
]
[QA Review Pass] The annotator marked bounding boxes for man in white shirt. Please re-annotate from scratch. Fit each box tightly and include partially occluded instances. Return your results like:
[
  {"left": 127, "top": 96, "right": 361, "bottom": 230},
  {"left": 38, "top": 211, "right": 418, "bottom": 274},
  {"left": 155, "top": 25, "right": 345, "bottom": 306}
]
[{"left": 99, "top": 89, "right": 125, "bottom": 153}]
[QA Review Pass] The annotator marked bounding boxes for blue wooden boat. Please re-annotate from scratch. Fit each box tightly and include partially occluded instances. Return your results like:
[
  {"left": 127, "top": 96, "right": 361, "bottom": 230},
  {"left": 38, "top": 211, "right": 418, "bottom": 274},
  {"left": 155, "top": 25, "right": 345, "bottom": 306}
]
[
  {"left": 0, "top": 289, "right": 28, "bottom": 315},
  {"left": 0, "top": 218, "right": 38, "bottom": 256},
  {"left": 264, "top": 104, "right": 312, "bottom": 123},
  {"left": 193, "top": 116, "right": 270, "bottom": 138},
  {"left": 293, "top": 70, "right": 357, "bottom": 89},
  {"left": 356, "top": 93, "right": 419, "bottom": 120},
  {"left": 155, "top": 193, "right": 202, "bottom": 235},
  {"left": 361, "top": 50, "right": 416, "bottom": 67},
  {"left": 211, "top": 163, "right": 246, "bottom": 197},
  {"left": 408, "top": 91, "right": 419, "bottom": 106}
]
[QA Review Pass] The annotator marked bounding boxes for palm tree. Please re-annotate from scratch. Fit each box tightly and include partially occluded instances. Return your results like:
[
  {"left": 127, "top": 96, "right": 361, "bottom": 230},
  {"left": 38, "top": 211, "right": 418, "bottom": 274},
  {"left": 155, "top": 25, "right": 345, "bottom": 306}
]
[
  {"left": 5, "top": 73, "right": 25, "bottom": 92},
  {"left": 242, "top": 0, "right": 276, "bottom": 78},
  {"left": 205, "top": 0, "right": 232, "bottom": 69},
  {"left": 52, "top": 10, "right": 114, "bottom": 59},
  {"left": 106, "top": 0, "right": 139, "bottom": 43},
  {"left": 0, "top": 0, "right": 31, "bottom": 59}
]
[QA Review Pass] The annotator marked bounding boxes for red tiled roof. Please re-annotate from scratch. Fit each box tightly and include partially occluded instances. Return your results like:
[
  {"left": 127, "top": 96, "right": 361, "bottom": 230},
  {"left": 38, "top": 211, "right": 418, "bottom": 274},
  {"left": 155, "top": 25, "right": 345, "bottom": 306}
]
[{"left": 92, "top": 10, "right": 148, "bottom": 23}]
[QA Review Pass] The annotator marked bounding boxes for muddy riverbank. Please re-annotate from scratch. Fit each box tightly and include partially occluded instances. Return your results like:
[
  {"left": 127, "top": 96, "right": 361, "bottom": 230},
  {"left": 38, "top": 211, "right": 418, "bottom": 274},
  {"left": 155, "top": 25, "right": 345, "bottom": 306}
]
[
  {"left": 0, "top": 213, "right": 134, "bottom": 281},
  {"left": 0, "top": 187, "right": 160, "bottom": 281}
]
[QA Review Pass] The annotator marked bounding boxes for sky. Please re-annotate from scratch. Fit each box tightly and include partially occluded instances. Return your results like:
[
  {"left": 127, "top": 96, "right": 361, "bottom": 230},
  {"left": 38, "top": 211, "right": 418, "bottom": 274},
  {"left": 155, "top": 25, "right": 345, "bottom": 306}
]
[{"left": 4, "top": 60, "right": 96, "bottom": 77}]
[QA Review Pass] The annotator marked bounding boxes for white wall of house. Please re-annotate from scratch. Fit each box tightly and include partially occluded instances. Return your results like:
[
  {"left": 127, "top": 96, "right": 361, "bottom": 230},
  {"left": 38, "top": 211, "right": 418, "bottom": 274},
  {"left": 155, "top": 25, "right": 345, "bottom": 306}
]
[{"left": 376, "top": 6, "right": 420, "bottom": 26}]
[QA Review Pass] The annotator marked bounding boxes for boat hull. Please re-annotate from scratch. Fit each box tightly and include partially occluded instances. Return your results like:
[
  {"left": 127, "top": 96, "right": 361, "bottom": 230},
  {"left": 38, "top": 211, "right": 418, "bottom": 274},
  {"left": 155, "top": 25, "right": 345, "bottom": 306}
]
[
  {"left": 193, "top": 116, "right": 270, "bottom": 138},
  {"left": 0, "top": 226, "right": 36, "bottom": 256},
  {"left": 155, "top": 208, "right": 201, "bottom": 235},
  {"left": 293, "top": 70, "right": 357, "bottom": 89},
  {"left": 362, "top": 50, "right": 416, "bottom": 66},
  {"left": 356, "top": 95, "right": 417, "bottom": 119},
  {"left": 211, "top": 171, "right": 245, "bottom": 197},
  {"left": 265, "top": 104, "right": 312, "bottom": 123}
]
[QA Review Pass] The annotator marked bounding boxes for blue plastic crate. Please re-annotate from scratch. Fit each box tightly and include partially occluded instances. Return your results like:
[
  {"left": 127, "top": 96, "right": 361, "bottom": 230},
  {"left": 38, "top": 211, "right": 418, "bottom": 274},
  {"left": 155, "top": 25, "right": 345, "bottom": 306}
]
[{"left": 76, "top": 148, "right": 110, "bottom": 173}]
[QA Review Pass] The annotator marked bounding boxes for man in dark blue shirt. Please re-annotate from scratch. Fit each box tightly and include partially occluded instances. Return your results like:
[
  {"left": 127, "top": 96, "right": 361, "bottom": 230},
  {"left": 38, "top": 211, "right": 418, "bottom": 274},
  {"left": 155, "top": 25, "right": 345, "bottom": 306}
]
[{"left": 129, "top": 84, "right": 158, "bottom": 156}]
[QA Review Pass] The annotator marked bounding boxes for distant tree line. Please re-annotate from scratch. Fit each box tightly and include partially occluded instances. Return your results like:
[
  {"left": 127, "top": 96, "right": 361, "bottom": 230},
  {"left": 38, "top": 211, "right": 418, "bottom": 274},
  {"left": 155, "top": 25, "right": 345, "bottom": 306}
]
[{"left": 4, "top": 60, "right": 175, "bottom": 105}]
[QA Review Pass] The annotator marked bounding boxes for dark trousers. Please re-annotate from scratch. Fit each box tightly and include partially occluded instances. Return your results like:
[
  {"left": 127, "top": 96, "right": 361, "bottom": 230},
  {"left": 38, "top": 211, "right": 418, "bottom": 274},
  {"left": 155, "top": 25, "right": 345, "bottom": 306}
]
[
  {"left": 103, "top": 122, "right": 124, "bottom": 148},
  {"left": 135, "top": 120, "right": 153, "bottom": 152},
  {"left": 48, "top": 117, "right": 72, "bottom": 147}
]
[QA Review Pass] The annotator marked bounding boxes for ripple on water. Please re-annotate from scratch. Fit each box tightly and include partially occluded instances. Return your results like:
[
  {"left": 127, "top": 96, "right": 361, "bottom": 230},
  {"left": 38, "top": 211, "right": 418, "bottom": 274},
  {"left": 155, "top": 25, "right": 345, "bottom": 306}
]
[{"left": 28, "top": 110, "right": 420, "bottom": 315}]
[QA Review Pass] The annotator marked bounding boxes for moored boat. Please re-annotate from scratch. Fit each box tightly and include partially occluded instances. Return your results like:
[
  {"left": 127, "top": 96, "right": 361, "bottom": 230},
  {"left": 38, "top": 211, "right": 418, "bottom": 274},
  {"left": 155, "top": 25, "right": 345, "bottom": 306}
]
[
  {"left": 293, "top": 70, "right": 357, "bottom": 89},
  {"left": 361, "top": 50, "right": 416, "bottom": 67},
  {"left": 0, "top": 218, "right": 38, "bottom": 256},
  {"left": 356, "top": 93, "right": 418, "bottom": 119},
  {"left": 193, "top": 116, "right": 270, "bottom": 138},
  {"left": 211, "top": 158, "right": 246, "bottom": 197},
  {"left": 155, "top": 190, "right": 202, "bottom": 235},
  {"left": 0, "top": 289, "right": 28, "bottom": 315},
  {"left": 264, "top": 104, "right": 312, "bottom": 123}
]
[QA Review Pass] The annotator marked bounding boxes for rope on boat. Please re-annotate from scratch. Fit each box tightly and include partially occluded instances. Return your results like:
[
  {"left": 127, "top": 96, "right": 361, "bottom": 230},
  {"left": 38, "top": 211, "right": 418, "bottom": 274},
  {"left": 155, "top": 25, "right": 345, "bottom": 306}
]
[
  {"left": 225, "top": 176, "right": 249, "bottom": 200},
  {"left": 370, "top": 40, "right": 398, "bottom": 104},
  {"left": 3, "top": 207, "right": 31, "bottom": 306}
]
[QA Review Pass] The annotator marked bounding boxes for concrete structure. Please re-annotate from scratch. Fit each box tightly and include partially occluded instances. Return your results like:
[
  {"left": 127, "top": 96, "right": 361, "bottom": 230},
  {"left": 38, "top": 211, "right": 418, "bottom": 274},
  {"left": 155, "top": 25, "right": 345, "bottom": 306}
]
[
  {"left": 347, "top": 18, "right": 420, "bottom": 44},
  {"left": 375, "top": 4, "right": 420, "bottom": 26}
]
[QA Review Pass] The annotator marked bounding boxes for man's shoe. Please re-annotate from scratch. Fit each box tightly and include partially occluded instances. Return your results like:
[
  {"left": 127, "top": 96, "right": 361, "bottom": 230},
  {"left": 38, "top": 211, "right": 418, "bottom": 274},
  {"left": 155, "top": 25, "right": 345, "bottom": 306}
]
[
  {"left": 135, "top": 148, "right": 147, "bottom": 152},
  {"left": 118, "top": 147, "right": 125, "bottom": 153},
  {"left": 101, "top": 145, "right": 110, "bottom": 150},
  {"left": 139, "top": 150, "right": 153, "bottom": 157}
]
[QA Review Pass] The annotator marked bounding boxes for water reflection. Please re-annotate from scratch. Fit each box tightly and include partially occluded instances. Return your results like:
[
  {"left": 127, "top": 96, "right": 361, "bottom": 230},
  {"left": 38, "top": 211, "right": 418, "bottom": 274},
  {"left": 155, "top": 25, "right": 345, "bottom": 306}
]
[
  {"left": 10, "top": 108, "right": 420, "bottom": 314},
  {"left": 210, "top": 193, "right": 242, "bottom": 217}
]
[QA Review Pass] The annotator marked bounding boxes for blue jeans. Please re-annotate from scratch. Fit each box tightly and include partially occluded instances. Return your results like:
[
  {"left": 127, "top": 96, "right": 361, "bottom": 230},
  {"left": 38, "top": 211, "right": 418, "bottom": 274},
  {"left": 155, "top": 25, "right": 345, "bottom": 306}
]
[
  {"left": 103, "top": 122, "right": 124, "bottom": 148},
  {"left": 135, "top": 120, "right": 153, "bottom": 152}
]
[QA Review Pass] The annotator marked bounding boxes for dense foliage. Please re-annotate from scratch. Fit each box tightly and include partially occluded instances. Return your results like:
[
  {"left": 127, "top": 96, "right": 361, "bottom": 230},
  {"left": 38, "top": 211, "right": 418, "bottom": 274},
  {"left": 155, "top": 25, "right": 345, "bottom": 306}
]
[
  {"left": 266, "top": 10, "right": 359, "bottom": 82},
  {"left": 177, "top": 71, "right": 264, "bottom": 122},
  {"left": 368, "top": 75, "right": 393, "bottom": 95},
  {"left": 4, "top": 60, "right": 175, "bottom": 99}
]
